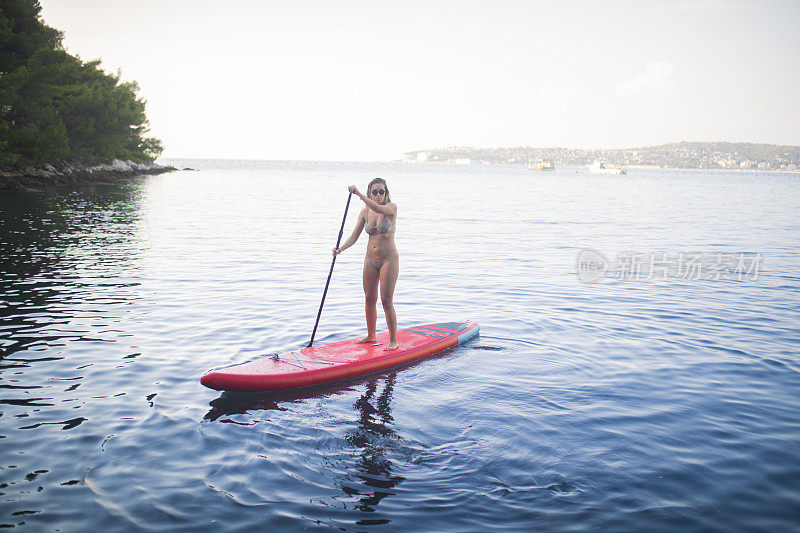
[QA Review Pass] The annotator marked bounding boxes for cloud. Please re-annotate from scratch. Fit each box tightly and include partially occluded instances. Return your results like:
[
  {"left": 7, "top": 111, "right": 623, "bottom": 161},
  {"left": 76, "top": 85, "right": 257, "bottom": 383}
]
[{"left": 616, "top": 61, "right": 677, "bottom": 97}]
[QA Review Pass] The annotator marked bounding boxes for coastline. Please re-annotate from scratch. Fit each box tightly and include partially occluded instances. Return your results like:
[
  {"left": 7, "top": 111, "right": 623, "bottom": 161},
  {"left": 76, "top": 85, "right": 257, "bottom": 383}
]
[
  {"left": 623, "top": 165, "right": 800, "bottom": 174},
  {"left": 0, "top": 159, "right": 178, "bottom": 192}
]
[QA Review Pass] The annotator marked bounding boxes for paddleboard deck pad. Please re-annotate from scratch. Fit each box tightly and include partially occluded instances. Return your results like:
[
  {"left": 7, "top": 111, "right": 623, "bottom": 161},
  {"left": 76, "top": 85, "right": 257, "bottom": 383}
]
[{"left": 201, "top": 321, "right": 480, "bottom": 391}]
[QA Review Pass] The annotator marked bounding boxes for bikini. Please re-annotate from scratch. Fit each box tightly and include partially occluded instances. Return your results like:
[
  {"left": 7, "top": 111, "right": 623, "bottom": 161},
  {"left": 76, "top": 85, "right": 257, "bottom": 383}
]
[{"left": 364, "top": 215, "right": 396, "bottom": 270}]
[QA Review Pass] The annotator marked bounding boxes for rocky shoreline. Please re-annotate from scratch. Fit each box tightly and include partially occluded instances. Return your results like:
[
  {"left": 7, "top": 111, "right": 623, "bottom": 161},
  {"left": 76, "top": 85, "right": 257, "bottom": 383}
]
[{"left": 0, "top": 159, "right": 178, "bottom": 192}]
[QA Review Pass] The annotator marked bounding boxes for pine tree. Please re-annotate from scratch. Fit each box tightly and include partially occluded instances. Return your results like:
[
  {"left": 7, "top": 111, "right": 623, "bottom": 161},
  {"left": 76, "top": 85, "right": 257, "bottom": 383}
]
[{"left": 0, "top": 0, "right": 163, "bottom": 167}]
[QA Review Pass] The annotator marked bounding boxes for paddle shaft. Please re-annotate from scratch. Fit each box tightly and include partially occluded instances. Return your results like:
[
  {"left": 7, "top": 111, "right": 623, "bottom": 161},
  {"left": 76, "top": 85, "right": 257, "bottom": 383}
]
[{"left": 308, "top": 192, "right": 353, "bottom": 347}]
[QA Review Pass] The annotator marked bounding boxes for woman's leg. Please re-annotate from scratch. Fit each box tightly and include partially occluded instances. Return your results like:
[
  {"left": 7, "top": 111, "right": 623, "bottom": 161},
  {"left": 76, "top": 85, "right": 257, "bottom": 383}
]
[
  {"left": 379, "top": 253, "right": 400, "bottom": 350},
  {"left": 357, "top": 256, "right": 381, "bottom": 343}
]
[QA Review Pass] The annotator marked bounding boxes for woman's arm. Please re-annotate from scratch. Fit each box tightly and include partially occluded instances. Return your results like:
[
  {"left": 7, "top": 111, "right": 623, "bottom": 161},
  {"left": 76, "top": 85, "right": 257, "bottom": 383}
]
[
  {"left": 349, "top": 185, "right": 397, "bottom": 216},
  {"left": 333, "top": 207, "right": 367, "bottom": 255}
]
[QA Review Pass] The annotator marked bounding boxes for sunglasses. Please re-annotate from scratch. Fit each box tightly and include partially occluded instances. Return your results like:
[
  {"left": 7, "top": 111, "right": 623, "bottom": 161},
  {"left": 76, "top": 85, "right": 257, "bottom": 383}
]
[{"left": 370, "top": 189, "right": 386, "bottom": 195}]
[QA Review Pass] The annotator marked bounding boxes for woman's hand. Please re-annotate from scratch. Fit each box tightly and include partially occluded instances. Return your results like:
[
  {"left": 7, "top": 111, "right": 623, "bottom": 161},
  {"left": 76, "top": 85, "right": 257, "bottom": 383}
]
[
  {"left": 348, "top": 185, "right": 362, "bottom": 197},
  {"left": 332, "top": 247, "right": 341, "bottom": 256}
]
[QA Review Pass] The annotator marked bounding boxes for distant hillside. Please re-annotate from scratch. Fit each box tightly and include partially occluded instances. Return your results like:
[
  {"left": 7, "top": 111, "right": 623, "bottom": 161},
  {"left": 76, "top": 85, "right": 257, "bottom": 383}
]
[{"left": 403, "top": 142, "right": 800, "bottom": 170}]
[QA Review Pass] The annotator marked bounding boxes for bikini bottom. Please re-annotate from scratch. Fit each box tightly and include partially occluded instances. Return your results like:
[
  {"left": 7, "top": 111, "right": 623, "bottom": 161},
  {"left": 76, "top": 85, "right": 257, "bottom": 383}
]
[{"left": 366, "top": 250, "right": 397, "bottom": 271}]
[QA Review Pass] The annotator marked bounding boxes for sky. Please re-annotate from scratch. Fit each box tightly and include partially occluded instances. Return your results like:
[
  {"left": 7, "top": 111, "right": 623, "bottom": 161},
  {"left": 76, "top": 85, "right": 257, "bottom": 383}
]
[{"left": 38, "top": 0, "right": 800, "bottom": 161}]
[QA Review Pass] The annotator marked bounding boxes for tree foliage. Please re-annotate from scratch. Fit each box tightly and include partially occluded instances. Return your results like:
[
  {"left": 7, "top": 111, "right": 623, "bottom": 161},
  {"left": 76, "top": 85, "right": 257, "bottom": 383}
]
[{"left": 0, "top": 0, "right": 162, "bottom": 167}]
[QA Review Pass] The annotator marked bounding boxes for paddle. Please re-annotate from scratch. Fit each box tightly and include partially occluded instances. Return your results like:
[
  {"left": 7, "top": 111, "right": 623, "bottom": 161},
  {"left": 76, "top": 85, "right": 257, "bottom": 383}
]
[{"left": 308, "top": 191, "right": 353, "bottom": 347}]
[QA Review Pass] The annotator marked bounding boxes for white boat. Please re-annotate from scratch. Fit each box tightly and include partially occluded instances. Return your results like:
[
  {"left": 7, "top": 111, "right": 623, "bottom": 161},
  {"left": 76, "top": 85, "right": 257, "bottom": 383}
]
[
  {"left": 588, "top": 159, "right": 627, "bottom": 175},
  {"left": 528, "top": 158, "right": 555, "bottom": 171}
]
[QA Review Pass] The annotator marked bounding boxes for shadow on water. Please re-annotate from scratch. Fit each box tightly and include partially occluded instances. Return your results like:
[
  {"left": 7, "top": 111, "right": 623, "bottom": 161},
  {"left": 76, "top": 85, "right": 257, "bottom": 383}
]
[
  {"left": 202, "top": 378, "right": 365, "bottom": 421},
  {"left": 203, "top": 370, "right": 410, "bottom": 524},
  {"left": 341, "top": 374, "right": 404, "bottom": 523}
]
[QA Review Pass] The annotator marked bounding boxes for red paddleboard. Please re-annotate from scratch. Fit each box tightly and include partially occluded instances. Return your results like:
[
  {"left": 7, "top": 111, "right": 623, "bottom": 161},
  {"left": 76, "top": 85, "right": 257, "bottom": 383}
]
[{"left": 200, "top": 321, "right": 480, "bottom": 391}]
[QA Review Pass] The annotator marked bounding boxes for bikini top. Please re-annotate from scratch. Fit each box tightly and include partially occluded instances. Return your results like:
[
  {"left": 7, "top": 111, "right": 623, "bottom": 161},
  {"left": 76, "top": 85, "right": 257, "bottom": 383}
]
[{"left": 364, "top": 214, "right": 395, "bottom": 235}]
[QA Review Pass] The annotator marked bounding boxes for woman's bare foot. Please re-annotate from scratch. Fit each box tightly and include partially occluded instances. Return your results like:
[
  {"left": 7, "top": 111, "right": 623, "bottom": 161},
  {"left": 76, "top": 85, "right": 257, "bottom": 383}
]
[
  {"left": 356, "top": 336, "right": 377, "bottom": 344},
  {"left": 384, "top": 341, "right": 399, "bottom": 351}
]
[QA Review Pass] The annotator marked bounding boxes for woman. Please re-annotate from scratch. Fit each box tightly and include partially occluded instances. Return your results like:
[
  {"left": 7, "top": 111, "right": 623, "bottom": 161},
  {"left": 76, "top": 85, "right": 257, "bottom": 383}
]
[{"left": 332, "top": 178, "right": 399, "bottom": 350}]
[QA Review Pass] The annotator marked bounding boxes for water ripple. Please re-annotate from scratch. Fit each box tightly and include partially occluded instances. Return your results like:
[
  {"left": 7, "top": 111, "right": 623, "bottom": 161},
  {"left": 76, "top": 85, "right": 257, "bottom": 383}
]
[{"left": 1, "top": 163, "right": 799, "bottom": 530}]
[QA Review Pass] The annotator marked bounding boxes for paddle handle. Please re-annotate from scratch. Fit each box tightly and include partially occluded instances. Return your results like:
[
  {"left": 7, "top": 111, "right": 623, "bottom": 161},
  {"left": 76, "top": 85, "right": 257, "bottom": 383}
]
[{"left": 308, "top": 191, "right": 352, "bottom": 347}]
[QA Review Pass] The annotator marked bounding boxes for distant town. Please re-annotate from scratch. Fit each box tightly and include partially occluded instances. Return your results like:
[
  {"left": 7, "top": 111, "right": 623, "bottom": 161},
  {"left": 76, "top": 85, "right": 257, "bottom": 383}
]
[{"left": 402, "top": 142, "right": 800, "bottom": 171}]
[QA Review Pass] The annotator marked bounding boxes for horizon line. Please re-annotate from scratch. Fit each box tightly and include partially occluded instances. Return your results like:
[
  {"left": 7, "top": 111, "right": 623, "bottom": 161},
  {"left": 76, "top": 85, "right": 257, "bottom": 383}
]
[{"left": 158, "top": 139, "right": 800, "bottom": 162}]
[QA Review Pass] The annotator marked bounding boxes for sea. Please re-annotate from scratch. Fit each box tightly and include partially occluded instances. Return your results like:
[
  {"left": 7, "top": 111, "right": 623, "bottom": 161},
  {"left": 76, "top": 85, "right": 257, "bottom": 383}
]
[{"left": 1, "top": 160, "right": 799, "bottom": 531}]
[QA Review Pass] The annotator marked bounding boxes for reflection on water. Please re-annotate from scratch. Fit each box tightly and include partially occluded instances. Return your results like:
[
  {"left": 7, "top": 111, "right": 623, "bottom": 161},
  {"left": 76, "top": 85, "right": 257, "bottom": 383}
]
[
  {"left": 204, "top": 373, "right": 404, "bottom": 524},
  {"left": 1, "top": 183, "right": 145, "bottom": 360},
  {"left": 341, "top": 375, "right": 403, "bottom": 521},
  {"left": 1, "top": 182, "right": 151, "bottom": 529},
  {"left": 203, "top": 382, "right": 359, "bottom": 422}
]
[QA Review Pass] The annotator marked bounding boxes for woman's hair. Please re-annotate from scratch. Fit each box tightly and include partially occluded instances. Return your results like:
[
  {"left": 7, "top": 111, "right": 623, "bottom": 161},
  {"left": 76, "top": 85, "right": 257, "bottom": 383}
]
[{"left": 366, "top": 177, "right": 391, "bottom": 204}]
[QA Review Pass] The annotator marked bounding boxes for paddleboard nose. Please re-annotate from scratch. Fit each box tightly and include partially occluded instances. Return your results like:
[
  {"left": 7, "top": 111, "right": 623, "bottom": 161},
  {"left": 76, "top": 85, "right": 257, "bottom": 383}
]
[{"left": 200, "top": 372, "right": 223, "bottom": 391}]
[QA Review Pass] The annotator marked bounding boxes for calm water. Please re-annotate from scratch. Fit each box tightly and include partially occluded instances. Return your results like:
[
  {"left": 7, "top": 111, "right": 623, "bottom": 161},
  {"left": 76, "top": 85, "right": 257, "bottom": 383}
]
[{"left": 1, "top": 160, "right": 799, "bottom": 531}]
